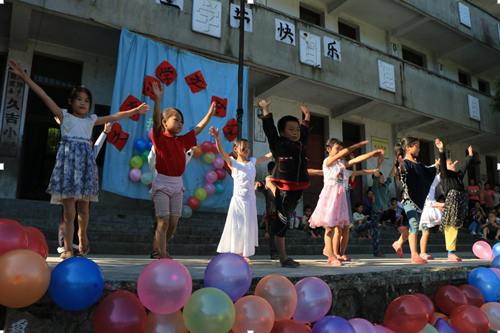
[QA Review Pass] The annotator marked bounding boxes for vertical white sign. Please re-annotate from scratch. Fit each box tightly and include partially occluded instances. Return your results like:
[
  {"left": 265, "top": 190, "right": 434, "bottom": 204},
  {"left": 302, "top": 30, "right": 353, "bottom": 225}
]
[
  {"left": 229, "top": 3, "right": 253, "bottom": 32},
  {"left": 468, "top": 95, "right": 480, "bottom": 121},
  {"left": 324, "top": 36, "right": 341, "bottom": 62},
  {"left": 192, "top": 0, "right": 222, "bottom": 38},
  {"left": 254, "top": 107, "right": 266, "bottom": 142},
  {"left": 275, "top": 19, "right": 295, "bottom": 46},
  {"left": 155, "top": 0, "right": 183, "bottom": 11},
  {"left": 0, "top": 71, "right": 25, "bottom": 157},
  {"left": 391, "top": 43, "right": 399, "bottom": 57},
  {"left": 378, "top": 60, "right": 396, "bottom": 93},
  {"left": 458, "top": 2, "right": 471, "bottom": 28},
  {"left": 300, "top": 31, "right": 321, "bottom": 68}
]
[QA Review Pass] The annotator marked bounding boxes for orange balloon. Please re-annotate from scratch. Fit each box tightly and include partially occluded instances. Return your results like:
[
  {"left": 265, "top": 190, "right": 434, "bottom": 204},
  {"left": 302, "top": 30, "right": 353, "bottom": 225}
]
[
  {"left": 431, "top": 312, "right": 448, "bottom": 325},
  {"left": 193, "top": 145, "right": 203, "bottom": 157},
  {"left": 145, "top": 311, "right": 188, "bottom": 333},
  {"left": 271, "top": 319, "right": 312, "bottom": 332},
  {"left": 255, "top": 274, "right": 297, "bottom": 321},
  {"left": 0, "top": 249, "right": 51, "bottom": 308},
  {"left": 232, "top": 296, "right": 275, "bottom": 333}
]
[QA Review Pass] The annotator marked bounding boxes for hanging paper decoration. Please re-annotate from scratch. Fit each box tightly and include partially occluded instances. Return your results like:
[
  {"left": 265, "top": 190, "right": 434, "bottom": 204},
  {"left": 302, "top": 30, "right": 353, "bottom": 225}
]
[
  {"left": 119, "top": 95, "right": 142, "bottom": 122},
  {"left": 223, "top": 118, "right": 238, "bottom": 142},
  {"left": 184, "top": 70, "right": 208, "bottom": 94},
  {"left": 211, "top": 96, "right": 228, "bottom": 117},
  {"left": 155, "top": 60, "right": 177, "bottom": 86},
  {"left": 142, "top": 75, "right": 162, "bottom": 100},
  {"left": 107, "top": 123, "right": 130, "bottom": 152}
]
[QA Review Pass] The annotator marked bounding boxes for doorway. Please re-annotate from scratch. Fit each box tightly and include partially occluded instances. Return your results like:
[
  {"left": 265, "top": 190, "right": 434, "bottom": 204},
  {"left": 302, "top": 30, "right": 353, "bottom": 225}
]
[
  {"left": 486, "top": 156, "right": 498, "bottom": 185},
  {"left": 342, "top": 121, "right": 364, "bottom": 207},
  {"left": 19, "top": 54, "right": 83, "bottom": 200}
]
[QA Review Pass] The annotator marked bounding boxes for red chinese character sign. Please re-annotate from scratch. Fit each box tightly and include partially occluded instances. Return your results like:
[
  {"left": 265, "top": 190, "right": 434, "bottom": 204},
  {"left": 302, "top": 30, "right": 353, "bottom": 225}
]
[
  {"left": 184, "top": 70, "right": 208, "bottom": 94},
  {"left": 211, "top": 96, "right": 227, "bottom": 117},
  {"left": 119, "top": 95, "right": 142, "bottom": 122},
  {"left": 142, "top": 75, "right": 162, "bottom": 100},
  {"left": 155, "top": 60, "right": 177, "bottom": 86},
  {"left": 107, "top": 123, "right": 130, "bottom": 152},
  {"left": 223, "top": 118, "right": 238, "bottom": 142}
]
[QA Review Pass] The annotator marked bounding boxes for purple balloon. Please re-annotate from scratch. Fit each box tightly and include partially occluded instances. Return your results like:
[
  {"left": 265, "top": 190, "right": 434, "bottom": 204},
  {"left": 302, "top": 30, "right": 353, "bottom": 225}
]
[
  {"left": 206, "top": 171, "right": 218, "bottom": 183},
  {"left": 293, "top": 277, "right": 332, "bottom": 324},
  {"left": 349, "top": 318, "right": 376, "bottom": 333},
  {"left": 137, "top": 259, "right": 192, "bottom": 314},
  {"left": 129, "top": 168, "right": 142, "bottom": 182},
  {"left": 434, "top": 318, "right": 458, "bottom": 333},
  {"left": 204, "top": 183, "right": 216, "bottom": 196},
  {"left": 213, "top": 157, "right": 225, "bottom": 169},
  {"left": 312, "top": 316, "right": 355, "bottom": 333},
  {"left": 203, "top": 253, "right": 252, "bottom": 302}
]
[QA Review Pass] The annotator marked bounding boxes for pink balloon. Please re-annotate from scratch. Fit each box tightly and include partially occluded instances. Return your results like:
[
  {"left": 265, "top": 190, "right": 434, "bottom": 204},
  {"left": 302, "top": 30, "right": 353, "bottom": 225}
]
[
  {"left": 206, "top": 171, "right": 218, "bottom": 183},
  {"left": 349, "top": 318, "right": 377, "bottom": 333},
  {"left": 129, "top": 168, "right": 142, "bottom": 182},
  {"left": 292, "top": 277, "right": 332, "bottom": 324},
  {"left": 205, "top": 183, "right": 216, "bottom": 196},
  {"left": 473, "top": 241, "right": 493, "bottom": 260},
  {"left": 214, "top": 157, "right": 225, "bottom": 169},
  {"left": 137, "top": 259, "right": 192, "bottom": 314}
]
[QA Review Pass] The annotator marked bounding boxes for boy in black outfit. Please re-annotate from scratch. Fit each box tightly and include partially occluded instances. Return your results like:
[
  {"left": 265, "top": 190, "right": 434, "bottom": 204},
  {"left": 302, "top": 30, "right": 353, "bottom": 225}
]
[{"left": 258, "top": 100, "right": 310, "bottom": 268}]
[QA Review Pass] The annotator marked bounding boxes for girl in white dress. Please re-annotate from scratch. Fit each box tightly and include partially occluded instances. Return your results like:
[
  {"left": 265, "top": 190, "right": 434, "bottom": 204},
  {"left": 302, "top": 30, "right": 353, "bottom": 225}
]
[
  {"left": 419, "top": 173, "right": 442, "bottom": 260},
  {"left": 209, "top": 127, "right": 272, "bottom": 262}
]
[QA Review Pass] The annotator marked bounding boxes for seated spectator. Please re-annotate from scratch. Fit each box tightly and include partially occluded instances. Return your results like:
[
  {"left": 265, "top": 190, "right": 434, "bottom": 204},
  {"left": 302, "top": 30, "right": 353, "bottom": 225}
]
[{"left": 481, "top": 211, "right": 500, "bottom": 240}]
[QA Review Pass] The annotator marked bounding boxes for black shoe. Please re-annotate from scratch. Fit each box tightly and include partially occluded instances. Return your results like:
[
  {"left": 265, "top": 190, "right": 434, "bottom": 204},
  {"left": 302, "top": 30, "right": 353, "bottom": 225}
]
[
  {"left": 270, "top": 253, "right": 279, "bottom": 260},
  {"left": 374, "top": 252, "right": 386, "bottom": 257}
]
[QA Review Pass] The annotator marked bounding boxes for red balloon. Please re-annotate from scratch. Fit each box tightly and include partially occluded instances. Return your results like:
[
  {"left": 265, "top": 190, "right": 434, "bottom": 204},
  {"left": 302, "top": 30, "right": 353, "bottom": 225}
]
[
  {"left": 413, "top": 293, "right": 435, "bottom": 323},
  {"left": 187, "top": 197, "right": 200, "bottom": 210},
  {"left": 458, "top": 285, "right": 485, "bottom": 308},
  {"left": 435, "top": 285, "right": 468, "bottom": 315},
  {"left": 24, "top": 226, "right": 46, "bottom": 242},
  {"left": 450, "top": 305, "right": 489, "bottom": 333},
  {"left": 211, "top": 143, "right": 219, "bottom": 154},
  {"left": 25, "top": 228, "right": 47, "bottom": 259},
  {"left": 216, "top": 169, "right": 226, "bottom": 181},
  {"left": 383, "top": 295, "right": 428, "bottom": 333},
  {"left": 0, "top": 218, "right": 28, "bottom": 255},
  {"left": 201, "top": 141, "right": 212, "bottom": 153},
  {"left": 94, "top": 290, "right": 147, "bottom": 333},
  {"left": 271, "top": 319, "right": 311, "bottom": 333}
]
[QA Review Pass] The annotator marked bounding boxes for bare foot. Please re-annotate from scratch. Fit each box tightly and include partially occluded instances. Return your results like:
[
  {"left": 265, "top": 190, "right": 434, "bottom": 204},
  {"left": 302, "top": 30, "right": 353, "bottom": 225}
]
[
  {"left": 62, "top": 250, "right": 74, "bottom": 260},
  {"left": 79, "top": 236, "right": 90, "bottom": 255}
]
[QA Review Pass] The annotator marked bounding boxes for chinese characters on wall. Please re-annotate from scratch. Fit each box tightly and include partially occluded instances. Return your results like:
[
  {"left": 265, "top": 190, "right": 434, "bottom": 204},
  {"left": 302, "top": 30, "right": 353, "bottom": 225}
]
[{"left": 0, "top": 71, "right": 25, "bottom": 157}]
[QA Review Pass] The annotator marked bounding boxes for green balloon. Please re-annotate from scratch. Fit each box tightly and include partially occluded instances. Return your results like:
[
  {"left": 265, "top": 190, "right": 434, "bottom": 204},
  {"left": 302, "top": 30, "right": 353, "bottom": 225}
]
[
  {"left": 204, "top": 152, "right": 215, "bottom": 164},
  {"left": 183, "top": 288, "right": 235, "bottom": 333},
  {"left": 141, "top": 150, "right": 150, "bottom": 163},
  {"left": 130, "top": 156, "right": 143, "bottom": 168},
  {"left": 195, "top": 188, "right": 207, "bottom": 201},
  {"left": 420, "top": 324, "right": 438, "bottom": 333},
  {"left": 141, "top": 172, "right": 152, "bottom": 185}
]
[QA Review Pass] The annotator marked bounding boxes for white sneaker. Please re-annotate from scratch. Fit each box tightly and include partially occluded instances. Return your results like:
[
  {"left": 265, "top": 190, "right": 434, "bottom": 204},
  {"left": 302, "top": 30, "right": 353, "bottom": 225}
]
[
  {"left": 471, "top": 231, "right": 477, "bottom": 235},
  {"left": 478, "top": 232, "right": 484, "bottom": 237}
]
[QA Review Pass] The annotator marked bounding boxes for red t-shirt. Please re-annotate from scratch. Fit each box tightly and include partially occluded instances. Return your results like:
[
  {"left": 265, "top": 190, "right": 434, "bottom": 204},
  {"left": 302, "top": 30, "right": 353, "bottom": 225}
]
[
  {"left": 152, "top": 129, "right": 196, "bottom": 176},
  {"left": 485, "top": 189, "right": 495, "bottom": 208},
  {"left": 467, "top": 186, "right": 479, "bottom": 201}
]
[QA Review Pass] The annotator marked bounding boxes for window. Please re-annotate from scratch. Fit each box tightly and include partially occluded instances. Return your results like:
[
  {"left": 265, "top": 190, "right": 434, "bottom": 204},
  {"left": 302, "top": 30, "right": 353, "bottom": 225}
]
[
  {"left": 478, "top": 79, "right": 490, "bottom": 95},
  {"left": 338, "top": 20, "right": 358, "bottom": 41},
  {"left": 458, "top": 70, "right": 471, "bottom": 87},
  {"left": 300, "top": 6, "right": 322, "bottom": 26},
  {"left": 402, "top": 46, "right": 426, "bottom": 68}
]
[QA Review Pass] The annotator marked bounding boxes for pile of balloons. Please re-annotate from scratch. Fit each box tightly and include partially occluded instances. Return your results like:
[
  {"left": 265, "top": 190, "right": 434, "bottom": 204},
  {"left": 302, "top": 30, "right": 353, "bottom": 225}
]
[
  {"left": 182, "top": 140, "right": 227, "bottom": 219},
  {"left": 128, "top": 134, "right": 154, "bottom": 185}
]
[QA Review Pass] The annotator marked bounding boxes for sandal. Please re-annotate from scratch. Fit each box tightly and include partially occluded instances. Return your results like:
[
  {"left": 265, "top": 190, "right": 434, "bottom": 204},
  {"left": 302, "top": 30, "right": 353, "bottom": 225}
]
[
  {"left": 79, "top": 239, "right": 90, "bottom": 256},
  {"left": 327, "top": 257, "right": 342, "bottom": 266},
  {"left": 281, "top": 257, "right": 300, "bottom": 268},
  {"left": 392, "top": 242, "right": 403, "bottom": 259},
  {"left": 340, "top": 255, "right": 351, "bottom": 262},
  {"left": 150, "top": 251, "right": 160, "bottom": 259}
]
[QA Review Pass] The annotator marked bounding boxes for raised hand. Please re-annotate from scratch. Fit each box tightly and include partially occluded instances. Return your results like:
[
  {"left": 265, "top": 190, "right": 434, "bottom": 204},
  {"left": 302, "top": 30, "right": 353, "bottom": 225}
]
[
  {"left": 258, "top": 100, "right": 272, "bottom": 109},
  {"left": 435, "top": 138, "right": 443, "bottom": 151},
  {"left": 152, "top": 81, "right": 163, "bottom": 100},
  {"left": 104, "top": 122, "right": 111, "bottom": 133},
  {"left": 254, "top": 182, "right": 262, "bottom": 190},
  {"left": 468, "top": 145, "right": 473, "bottom": 157},
  {"left": 377, "top": 155, "right": 384, "bottom": 165},
  {"left": 373, "top": 149, "right": 384, "bottom": 157},
  {"left": 209, "top": 126, "right": 220, "bottom": 140},
  {"left": 7, "top": 59, "right": 27, "bottom": 79},
  {"left": 208, "top": 101, "right": 216, "bottom": 116},
  {"left": 54, "top": 116, "right": 61, "bottom": 126},
  {"left": 136, "top": 103, "right": 150, "bottom": 115},
  {"left": 301, "top": 106, "right": 310, "bottom": 118}
]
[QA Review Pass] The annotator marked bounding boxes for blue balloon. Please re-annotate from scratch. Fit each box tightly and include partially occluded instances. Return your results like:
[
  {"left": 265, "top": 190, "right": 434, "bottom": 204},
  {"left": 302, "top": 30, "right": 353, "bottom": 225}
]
[
  {"left": 468, "top": 267, "right": 500, "bottom": 302},
  {"left": 434, "top": 318, "right": 458, "bottom": 333},
  {"left": 134, "top": 139, "right": 148, "bottom": 152},
  {"left": 203, "top": 253, "right": 252, "bottom": 302},
  {"left": 492, "top": 256, "right": 500, "bottom": 269},
  {"left": 493, "top": 243, "right": 500, "bottom": 258},
  {"left": 215, "top": 181, "right": 225, "bottom": 195},
  {"left": 48, "top": 257, "right": 105, "bottom": 311},
  {"left": 147, "top": 140, "right": 153, "bottom": 150},
  {"left": 312, "top": 316, "right": 355, "bottom": 333}
]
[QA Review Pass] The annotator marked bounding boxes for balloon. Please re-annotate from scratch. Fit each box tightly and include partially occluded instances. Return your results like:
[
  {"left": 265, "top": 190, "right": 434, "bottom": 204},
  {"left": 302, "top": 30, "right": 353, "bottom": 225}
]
[
  {"left": 187, "top": 197, "right": 199, "bottom": 210},
  {"left": 375, "top": 326, "right": 396, "bottom": 333},
  {"left": 25, "top": 227, "right": 47, "bottom": 259},
  {"left": 434, "top": 318, "right": 457, "bottom": 333},
  {"left": 216, "top": 169, "right": 227, "bottom": 181},
  {"left": 24, "top": 226, "right": 46, "bottom": 242},
  {"left": 201, "top": 141, "right": 213, "bottom": 153},
  {"left": 492, "top": 256, "right": 500, "bottom": 269},
  {"left": 473, "top": 241, "right": 494, "bottom": 260},
  {"left": 450, "top": 305, "right": 489, "bottom": 333},
  {"left": 141, "top": 150, "right": 150, "bottom": 163},
  {"left": 0, "top": 218, "right": 28, "bottom": 255},
  {"left": 145, "top": 311, "right": 188, "bottom": 333},
  {"left": 414, "top": 293, "right": 435, "bottom": 322},
  {"left": 469, "top": 267, "right": 500, "bottom": 302},
  {"left": 420, "top": 324, "right": 439, "bottom": 333},
  {"left": 481, "top": 302, "right": 500, "bottom": 330},
  {"left": 215, "top": 181, "right": 225, "bottom": 194},
  {"left": 293, "top": 277, "right": 332, "bottom": 324},
  {"left": 129, "top": 168, "right": 142, "bottom": 182},
  {"left": 205, "top": 182, "right": 216, "bottom": 196},
  {"left": 271, "top": 320, "right": 311, "bottom": 333},
  {"left": 435, "top": 286, "right": 468, "bottom": 315},
  {"left": 312, "top": 316, "right": 355, "bottom": 333},
  {"left": 214, "top": 157, "right": 225, "bottom": 169},
  {"left": 93, "top": 290, "right": 147, "bottom": 333},
  {"left": 148, "top": 140, "right": 153, "bottom": 150},
  {"left": 204, "top": 253, "right": 252, "bottom": 302},
  {"left": 348, "top": 318, "right": 377, "bottom": 333},
  {"left": 141, "top": 172, "right": 153, "bottom": 185},
  {"left": 135, "top": 139, "right": 148, "bottom": 152},
  {"left": 0, "top": 249, "right": 51, "bottom": 308},
  {"left": 211, "top": 142, "right": 219, "bottom": 154},
  {"left": 255, "top": 275, "right": 297, "bottom": 321},
  {"left": 195, "top": 188, "right": 207, "bottom": 201},
  {"left": 138, "top": 259, "right": 192, "bottom": 314},
  {"left": 130, "top": 155, "right": 143, "bottom": 168},
  {"left": 493, "top": 243, "right": 500, "bottom": 258},
  {"left": 459, "top": 285, "right": 485, "bottom": 307},
  {"left": 48, "top": 257, "right": 104, "bottom": 311},
  {"left": 183, "top": 288, "right": 235, "bottom": 333},
  {"left": 205, "top": 171, "right": 217, "bottom": 183},
  {"left": 232, "top": 296, "right": 275, "bottom": 333},
  {"left": 181, "top": 205, "right": 193, "bottom": 219},
  {"left": 384, "top": 295, "right": 428, "bottom": 333},
  {"left": 204, "top": 152, "right": 215, "bottom": 164},
  {"left": 431, "top": 313, "right": 448, "bottom": 326}
]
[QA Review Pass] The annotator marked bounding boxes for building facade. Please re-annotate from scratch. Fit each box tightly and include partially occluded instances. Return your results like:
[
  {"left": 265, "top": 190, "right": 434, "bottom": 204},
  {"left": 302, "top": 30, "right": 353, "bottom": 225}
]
[{"left": 1, "top": 0, "right": 500, "bottom": 212}]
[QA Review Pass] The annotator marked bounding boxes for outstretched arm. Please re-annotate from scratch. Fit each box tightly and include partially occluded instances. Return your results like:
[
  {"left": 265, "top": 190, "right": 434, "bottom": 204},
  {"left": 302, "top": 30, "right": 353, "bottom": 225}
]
[
  {"left": 256, "top": 152, "right": 273, "bottom": 165},
  {"left": 8, "top": 59, "right": 63, "bottom": 120},
  {"left": 325, "top": 140, "right": 369, "bottom": 167},
  {"left": 346, "top": 149, "right": 384, "bottom": 167},
  {"left": 459, "top": 146, "right": 474, "bottom": 175},
  {"left": 308, "top": 169, "right": 323, "bottom": 176},
  {"left": 95, "top": 103, "right": 150, "bottom": 126},
  {"left": 351, "top": 169, "right": 379, "bottom": 178},
  {"left": 151, "top": 81, "right": 164, "bottom": 136},
  {"left": 435, "top": 139, "right": 449, "bottom": 179},
  {"left": 194, "top": 102, "right": 216, "bottom": 136},
  {"left": 209, "top": 127, "right": 232, "bottom": 169}
]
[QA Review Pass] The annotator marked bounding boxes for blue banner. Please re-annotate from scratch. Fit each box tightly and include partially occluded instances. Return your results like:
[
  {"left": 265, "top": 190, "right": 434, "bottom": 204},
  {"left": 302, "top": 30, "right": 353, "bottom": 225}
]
[{"left": 102, "top": 28, "right": 248, "bottom": 210}]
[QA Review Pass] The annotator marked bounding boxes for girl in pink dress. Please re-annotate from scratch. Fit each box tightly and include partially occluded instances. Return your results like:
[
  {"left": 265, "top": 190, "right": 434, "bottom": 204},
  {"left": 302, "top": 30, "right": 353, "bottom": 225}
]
[{"left": 309, "top": 138, "right": 383, "bottom": 266}]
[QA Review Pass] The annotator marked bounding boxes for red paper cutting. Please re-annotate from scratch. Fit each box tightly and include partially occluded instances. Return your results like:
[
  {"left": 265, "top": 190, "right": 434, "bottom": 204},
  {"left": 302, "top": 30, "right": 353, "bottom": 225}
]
[
  {"left": 223, "top": 118, "right": 238, "bottom": 142},
  {"left": 184, "top": 70, "right": 208, "bottom": 94},
  {"left": 211, "top": 96, "right": 228, "bottom": 118},
  {"left": 155, "top": 60, "right": 177, "bottom": 86},
  {"left": 107, "top": 122, "right": 130, "bottom": 152},
  {"left": 119, "top": 95, "right": 141, "bottom": 122},
  {"left": 142, "top": 75, "right": 162, "bottom": 100}
]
